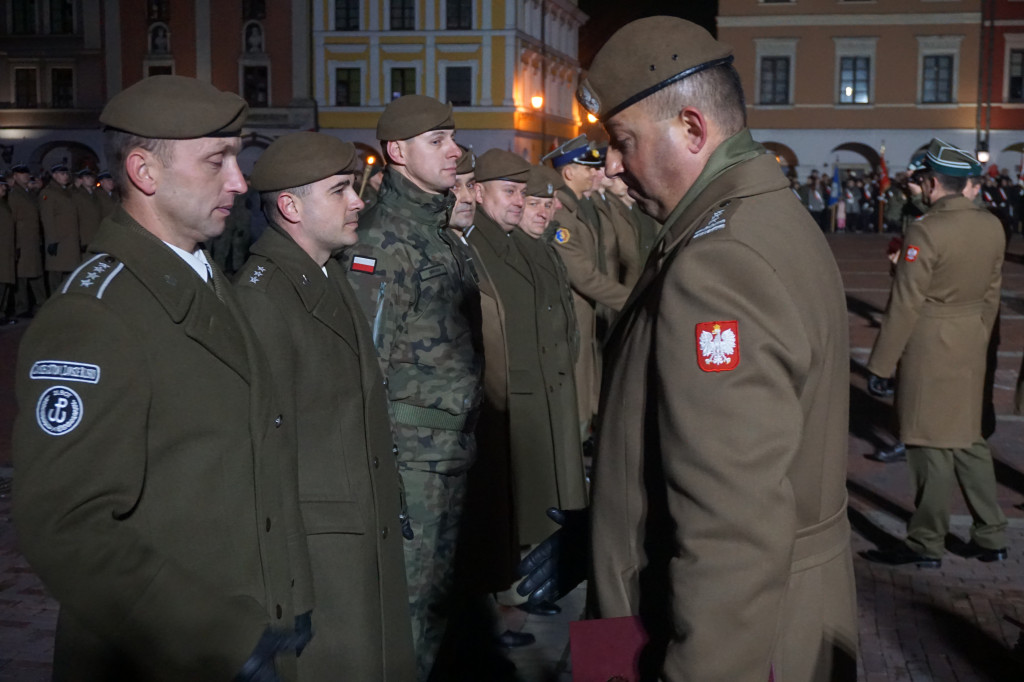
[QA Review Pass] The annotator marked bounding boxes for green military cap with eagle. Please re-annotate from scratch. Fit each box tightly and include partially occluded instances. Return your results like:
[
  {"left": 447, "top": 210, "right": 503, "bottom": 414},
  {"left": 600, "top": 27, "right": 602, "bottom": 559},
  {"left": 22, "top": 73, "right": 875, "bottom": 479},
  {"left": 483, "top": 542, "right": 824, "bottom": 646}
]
[
  {"left": 100, "top": 75, "right": 248, "bottom": 138},
  {"left": 577, "top": 16, "right": 733, "bottom": 122},
  {"left": 923, "top": 138, "right": 982, "bottom": 178},
  {"left": 525, "top": 165, "right": 565, "bottom": 198},
  {"left": 474, "top": 149, "right": 531, "bottom": 183},
  {"left": 250, "top": 132, "right": 360, "bottom": 193},
  {"left": 376, "top": 95, "right": 455, "bottom": 142}
]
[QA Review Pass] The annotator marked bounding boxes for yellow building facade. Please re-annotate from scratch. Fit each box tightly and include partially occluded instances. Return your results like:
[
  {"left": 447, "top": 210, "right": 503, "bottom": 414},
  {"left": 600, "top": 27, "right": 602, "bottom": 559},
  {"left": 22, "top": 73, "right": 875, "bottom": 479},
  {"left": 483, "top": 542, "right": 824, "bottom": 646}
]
[{"left": 313, "top": 0, "right": 586, "bottom": 162}]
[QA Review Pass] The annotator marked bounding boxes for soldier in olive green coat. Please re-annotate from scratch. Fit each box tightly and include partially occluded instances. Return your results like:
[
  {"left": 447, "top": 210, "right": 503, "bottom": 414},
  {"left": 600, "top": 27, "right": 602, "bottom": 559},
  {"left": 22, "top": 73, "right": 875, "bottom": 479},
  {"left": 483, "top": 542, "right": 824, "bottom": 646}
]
[
  {"left": 8, "top": 165, "right": 46, "bottom": 315},
  {"left": 521, "top": 19, "right": 856, "bottom": 682},
  {"left": 236, "top": 132, "right": 415, "bottom": 681},
  {"left": 94, "top": 170, "right": 120, "bottom": 219},
  {"left": 39, "top": 164, "right": 81, "bottom": 290},
  {"left": 73, "top": 168, "right": 104, "bottom": 248},
  {"left": 338, "top": 95, "right": 482, "bottom": 681},
  {"left": 13, "top": 76, "right": 313, "bottom": 682},
  {"left": 0, "top": 178, "right": 15, "bottom": 320},
  {"left": 865, "top": 139, "right": 1008, "bottom": 567}
]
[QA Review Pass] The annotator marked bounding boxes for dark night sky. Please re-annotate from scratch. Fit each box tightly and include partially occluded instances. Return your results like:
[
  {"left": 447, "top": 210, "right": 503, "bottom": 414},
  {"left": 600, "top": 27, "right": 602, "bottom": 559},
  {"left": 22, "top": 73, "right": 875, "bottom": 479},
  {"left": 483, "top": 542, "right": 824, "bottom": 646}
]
[{"left": 576, "top": 0, "right": 718, "bottom": 68}]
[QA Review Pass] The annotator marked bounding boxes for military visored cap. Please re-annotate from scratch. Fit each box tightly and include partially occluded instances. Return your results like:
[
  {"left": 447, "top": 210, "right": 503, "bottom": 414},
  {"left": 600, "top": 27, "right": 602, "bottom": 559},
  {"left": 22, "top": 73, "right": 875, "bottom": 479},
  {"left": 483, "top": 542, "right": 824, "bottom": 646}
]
[
  {"left": 474, "top": 149, "right": 531, "bottom": 183},
  {"left": 100, "top": 75, "right": 248, "bottom": 139},
  {"left": 455, "top": 144, "right": 476, "bottom": 175},
  {"left": 50, "top": 163, "right": 69, "bottom": 173},
  {"left": 250, "top": 132, "right": 359, "bottom": 192},
  {"left": 578, "top": 16, "right": 733, "bottom": 122},
  {"left": 11, "top": 164, "right": 30, "bottom": 174},
  {"left": 906, "top": 150, "right": 928, "bottom": 174},
  {"left": 542, "top": 135, "right": 603, "bottom": 170},
  {"left": 76, "top": 168, "right": 96, "bottom": 177},
  {"left": 923, "top": 138, "right": 982, "bottom": 178},
  {"left": 97, "top": 170, "right": 112, "bottom": 180},
  {"left": 525, "top": 165, "right": 565, "bottom": 197},
  {"left": 376, "top": 95, "right": 454, "bottom": 142}
]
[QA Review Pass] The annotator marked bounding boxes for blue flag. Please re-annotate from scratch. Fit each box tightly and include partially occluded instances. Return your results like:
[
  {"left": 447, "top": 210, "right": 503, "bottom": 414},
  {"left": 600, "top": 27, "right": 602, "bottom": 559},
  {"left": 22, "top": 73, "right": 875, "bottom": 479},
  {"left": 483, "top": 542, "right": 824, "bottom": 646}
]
[{"left": 828, "top": 164, "right": 840, "bottom": 206}]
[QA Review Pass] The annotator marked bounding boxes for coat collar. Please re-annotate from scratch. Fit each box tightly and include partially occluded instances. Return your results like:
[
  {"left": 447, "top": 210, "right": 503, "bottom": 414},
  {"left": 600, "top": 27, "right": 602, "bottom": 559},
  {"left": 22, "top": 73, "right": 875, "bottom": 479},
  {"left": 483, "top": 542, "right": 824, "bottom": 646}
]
[{"left": 470, "top": 210, "right": 533, "bottom": 282}]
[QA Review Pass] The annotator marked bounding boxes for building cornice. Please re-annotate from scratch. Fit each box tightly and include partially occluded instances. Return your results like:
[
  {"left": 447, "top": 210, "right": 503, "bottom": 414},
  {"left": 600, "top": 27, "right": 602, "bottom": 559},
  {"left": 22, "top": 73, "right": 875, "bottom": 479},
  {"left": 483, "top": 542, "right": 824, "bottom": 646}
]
[{"left": 718, "top": 12, "right": 981, "bottom": 28}]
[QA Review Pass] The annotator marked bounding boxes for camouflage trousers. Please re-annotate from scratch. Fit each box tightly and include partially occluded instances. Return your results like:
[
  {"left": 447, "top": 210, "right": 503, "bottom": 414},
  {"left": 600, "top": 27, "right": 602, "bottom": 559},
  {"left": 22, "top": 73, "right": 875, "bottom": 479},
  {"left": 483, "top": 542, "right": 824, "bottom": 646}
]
[{"left": 396, "top": 425, "right": 474, "bottom": 681}]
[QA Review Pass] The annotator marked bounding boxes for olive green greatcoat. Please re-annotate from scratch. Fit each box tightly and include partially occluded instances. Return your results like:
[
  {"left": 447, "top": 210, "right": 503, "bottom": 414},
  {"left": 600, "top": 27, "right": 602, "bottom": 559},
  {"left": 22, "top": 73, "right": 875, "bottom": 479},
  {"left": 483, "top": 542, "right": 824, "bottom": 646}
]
[
  {"left": 8, "top": 184, "right": 43, "bottom": 278},
  {"left": 551, "top": 189, "right": 630, "bottom": 426},
  {"left": 39, "top": 180, "right": 81, "bottom": 272},
  {"left": 466, "top": 213, "right": 587, "bottom": 543},
  {"left": 95, "top": 188, "right": 120, "bottom": 219},
  {"left": 604, "top": 193, "right": 644, "bottom": 287},
  {"left": 0, "top": 197, "right": 15, "bottom": 284},
  {"left": 73, "top": 187, "right": 104, "bottom": 248},
  {"left": 868, "top": 194, "right": 1004, "bottom": 448},
  {"left": 234, "top": 225, "right": 415, "bottom": 681},
  {"left": 13, "top": 208, "right": 313, "bottom": 682},
  {"left": 591, "top": 145, "right": 856, "bottom": 682}
]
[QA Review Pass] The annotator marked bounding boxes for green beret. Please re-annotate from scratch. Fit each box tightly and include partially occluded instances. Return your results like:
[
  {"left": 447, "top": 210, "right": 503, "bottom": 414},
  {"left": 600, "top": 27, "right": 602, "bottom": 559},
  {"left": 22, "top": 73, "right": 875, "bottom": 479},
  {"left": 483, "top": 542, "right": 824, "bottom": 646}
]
[
  {"left": 578, "top": 16, "right": 733, "bottom": 122},
  {"left": 101, "top": 75, "right": 247, "bottom": 139},
  {"left": 455, "top": 145, "right": 476, "bottom": 175},
  {"left": 474, "top": 149, "right": 531, "bottom": 183},
  {"left": 525, "top": 166, "right": 565, "bottom": 197},
  {"left": 376, "top": 95, "right": 454, "bottom": 141},
  {"left": 924, "top": 138, "right": 982, "bottom": 178},
  {"left": 250, "top": 132, "right": 359, "bottom": 193}
]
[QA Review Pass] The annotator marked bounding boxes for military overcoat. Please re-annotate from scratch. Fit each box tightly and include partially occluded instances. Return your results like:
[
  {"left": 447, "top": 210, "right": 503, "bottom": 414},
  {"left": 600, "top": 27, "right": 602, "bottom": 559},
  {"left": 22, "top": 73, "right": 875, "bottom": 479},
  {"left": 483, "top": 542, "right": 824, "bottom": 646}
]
[
  {"left": 590, "top": 144, "right": 857, "bottom": 682},
  {"left": 13, "top": 209, "right": 312, "bottom": 682},
  {"left": 39, "top": 181, "right": 81, "bottom": 272},
  {"left": 73, "top": 187, "right": 104, "bottom": 247},
  {"left": 603, "top": 193, "right": 643, "bottom": 288},
  {"left": 95, "top": 189, "right": 120, "bottom": 220},
  {"left": 0, "top": 197, "right": 15, "bottom": 284},
  {"left": 235, "top": 225, "right": 415, "bottom": 681},
  {"left": 8, "top": 185, "right": 43, "bottom": 278},
  {"left": 867, "top": 194, "right": 1004, "bottom": 448}
]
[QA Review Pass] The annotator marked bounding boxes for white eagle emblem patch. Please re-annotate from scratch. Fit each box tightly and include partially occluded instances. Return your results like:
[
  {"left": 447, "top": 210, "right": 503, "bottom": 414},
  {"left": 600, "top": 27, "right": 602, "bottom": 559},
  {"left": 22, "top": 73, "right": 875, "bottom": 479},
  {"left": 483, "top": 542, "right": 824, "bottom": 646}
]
[{"left": 696, "top": 320, "right": 740, "bottom": 372}]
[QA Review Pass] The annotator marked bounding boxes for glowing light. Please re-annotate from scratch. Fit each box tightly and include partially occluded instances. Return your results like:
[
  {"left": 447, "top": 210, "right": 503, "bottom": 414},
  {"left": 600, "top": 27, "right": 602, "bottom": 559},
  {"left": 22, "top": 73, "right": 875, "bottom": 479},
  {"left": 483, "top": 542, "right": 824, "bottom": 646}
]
[
  {"left": 531, "top": 95, "right": 544, "bottom": 110},
  {"left": 366, "top": 155, "right": 376, "bottom": 166},
  {"left": 586, "top": 113, "right": 598, "bottom": 124},
  {"left": 844, "top": 86, "right": 853, "bottom": 97},
  {"left": 977, "top": 150, "right": 990, "bottom": 164}
]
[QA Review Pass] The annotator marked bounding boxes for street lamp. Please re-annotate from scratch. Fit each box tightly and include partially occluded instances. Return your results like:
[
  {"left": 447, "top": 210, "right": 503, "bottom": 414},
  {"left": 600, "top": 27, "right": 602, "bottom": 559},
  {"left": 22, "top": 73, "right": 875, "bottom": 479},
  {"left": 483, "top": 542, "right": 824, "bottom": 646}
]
[
  {"left": 976, "top": 139, "right": 990, "bottom": 165},
  {"left": 531, "top": 95, "right": 544, "bottom": 110}
]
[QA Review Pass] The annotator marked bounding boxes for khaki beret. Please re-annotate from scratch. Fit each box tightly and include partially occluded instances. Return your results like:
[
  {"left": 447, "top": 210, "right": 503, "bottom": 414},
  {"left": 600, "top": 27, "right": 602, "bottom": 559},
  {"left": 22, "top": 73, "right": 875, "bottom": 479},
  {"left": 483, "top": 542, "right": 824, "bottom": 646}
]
[
  {"left": 474, "top": 149, "right": 531, "bottom": 183},
  {"left": 923, "top": 138, "right": 982, "bottom": 178},
  {"left": 250, "top": 132, "right": 359, "bottom": 193},
  {"left": 101, "top": 75, "right": 247, "bottom": 139},
  {"left": 376, "top": 95, "right": 454, "bottom": 141},
  {"left": 578, "top": 16, "right": 733, "bottom": 122},
  {"left": 455, "top": 145, "right": 476, "bottom": 175},
  {"left": 525, "top": 166, "right": 565, "bottom": 197}
]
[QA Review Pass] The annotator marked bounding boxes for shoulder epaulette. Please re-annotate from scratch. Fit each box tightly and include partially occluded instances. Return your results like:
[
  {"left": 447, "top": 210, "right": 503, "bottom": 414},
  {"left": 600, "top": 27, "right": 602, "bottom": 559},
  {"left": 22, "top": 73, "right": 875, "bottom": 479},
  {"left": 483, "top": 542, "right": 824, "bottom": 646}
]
[
  {"left": 237, "top": 259, "right": 277, "bottom": 291},
  {"left": 60, "top": 253, "right": 124, "bottom": 299},
  {"left": 692, "top": 200, "right": 737, "bottom": 241}
]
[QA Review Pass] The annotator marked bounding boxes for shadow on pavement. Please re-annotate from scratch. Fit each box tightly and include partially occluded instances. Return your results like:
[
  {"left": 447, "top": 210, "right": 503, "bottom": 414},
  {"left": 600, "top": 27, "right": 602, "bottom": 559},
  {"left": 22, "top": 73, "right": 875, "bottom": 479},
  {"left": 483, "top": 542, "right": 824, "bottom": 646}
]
[
  {"left": 846, "top": 294, "right": 882, "bottom": 327},
  {"left": 923, "top": 602, "right": 1024, "bottom": 680},
  {"left": 992, "top": 455, "right": 1024, "bottom": 498},
  {"left": 848, "top": 381, "right": 897, "bottom": 452}
]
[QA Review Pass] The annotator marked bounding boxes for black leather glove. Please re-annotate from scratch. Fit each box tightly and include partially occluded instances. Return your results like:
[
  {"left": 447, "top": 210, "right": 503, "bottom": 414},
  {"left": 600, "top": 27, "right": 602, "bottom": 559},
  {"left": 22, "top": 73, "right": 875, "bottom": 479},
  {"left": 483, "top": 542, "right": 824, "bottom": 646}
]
[
  {"left": 47, "top": 243, "right": 58, "bottom": 256},
  {"left": 867, "top": 374, "right": 894, "bottom": 398},
  {"left": 516, "top": 507, "right": 589, "bottom": 605},
  {"left": 235, "top": 625, "right": 308, "bottom": 682},
  {"left": 294, "top": 611, "right": 313, "bottom": 657}
]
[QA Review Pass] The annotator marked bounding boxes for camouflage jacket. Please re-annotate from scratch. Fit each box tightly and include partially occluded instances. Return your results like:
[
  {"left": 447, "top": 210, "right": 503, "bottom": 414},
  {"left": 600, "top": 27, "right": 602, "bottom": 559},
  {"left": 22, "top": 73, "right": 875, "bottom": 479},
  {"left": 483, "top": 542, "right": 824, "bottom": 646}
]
[{"left": 339, "top": 168, "right": 482, "bottom": 431}]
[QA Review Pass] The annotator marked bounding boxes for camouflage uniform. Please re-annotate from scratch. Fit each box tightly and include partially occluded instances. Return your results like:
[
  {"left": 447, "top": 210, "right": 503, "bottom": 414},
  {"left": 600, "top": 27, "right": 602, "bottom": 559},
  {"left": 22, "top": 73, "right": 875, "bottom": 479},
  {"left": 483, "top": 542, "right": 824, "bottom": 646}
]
[{"left": 339, "top": 166, "right": 482, "bottom": 680}]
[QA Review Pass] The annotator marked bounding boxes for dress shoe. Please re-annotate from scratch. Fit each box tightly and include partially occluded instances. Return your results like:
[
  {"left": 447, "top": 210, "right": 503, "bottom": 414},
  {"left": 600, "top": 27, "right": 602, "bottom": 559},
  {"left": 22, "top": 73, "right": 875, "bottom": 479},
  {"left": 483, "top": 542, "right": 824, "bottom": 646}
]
[
  {"left": 517, "top": 600, "right": 561, "bottom": 616},
  {"left": 961, "top": 541, "right": 1008, "bottom": 563},
  {"left": 498, "top": 630, "right": 535, "bottom": 648},
  {"left": 862, "top": 545, "right": 941, "bottom": 568},
  {"left": 865, "top": 442, "right": 906, "bottom": 463}
]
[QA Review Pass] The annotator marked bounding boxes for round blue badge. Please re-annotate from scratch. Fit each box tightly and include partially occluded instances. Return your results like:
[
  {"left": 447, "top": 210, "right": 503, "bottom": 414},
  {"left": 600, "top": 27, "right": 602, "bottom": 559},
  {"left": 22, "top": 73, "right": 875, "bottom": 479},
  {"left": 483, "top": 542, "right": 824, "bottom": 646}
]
[
  {"left": 36, "top": 386, "right": 84, "bottom": 436},
  {"left": 555, "top": 227, "right": 570, "bottom": 244}
]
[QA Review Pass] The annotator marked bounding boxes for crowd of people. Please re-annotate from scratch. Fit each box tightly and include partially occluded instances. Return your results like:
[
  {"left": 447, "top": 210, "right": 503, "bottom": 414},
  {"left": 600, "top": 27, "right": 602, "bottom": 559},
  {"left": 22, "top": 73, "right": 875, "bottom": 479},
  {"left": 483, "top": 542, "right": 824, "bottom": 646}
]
[{"left": 5, "top": 14, "right": 1015, "bottom": 682}]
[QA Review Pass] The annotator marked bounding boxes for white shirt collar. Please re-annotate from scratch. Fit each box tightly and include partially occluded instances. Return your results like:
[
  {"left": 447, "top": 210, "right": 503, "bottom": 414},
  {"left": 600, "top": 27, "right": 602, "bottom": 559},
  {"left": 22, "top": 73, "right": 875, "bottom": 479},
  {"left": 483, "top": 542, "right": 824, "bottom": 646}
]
[{"left": 163, "top": 241, "right": 212, "bottom": 282}]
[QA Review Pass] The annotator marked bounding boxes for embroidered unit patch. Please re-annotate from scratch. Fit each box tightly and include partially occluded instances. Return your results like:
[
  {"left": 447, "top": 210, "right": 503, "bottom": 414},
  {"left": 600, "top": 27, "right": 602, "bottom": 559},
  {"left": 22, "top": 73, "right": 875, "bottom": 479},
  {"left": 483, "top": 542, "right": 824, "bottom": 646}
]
[
  {"left": 351, "top": 256, "right": 377, "bottom": 274},
  {"left": 30, "top": 361, "right": 100, "bottom": 384},
  {"left": 905, "top": 245, "right": 920, "bottom": 262},
  {"left": 696, "top": 320, "right": 740, "bottom": 372},
  {"left": 36, "top": 386, "right": 84, "bottom": 436},
  {"left": 555, "top": 227, "right": 571, "bottom": 244}
]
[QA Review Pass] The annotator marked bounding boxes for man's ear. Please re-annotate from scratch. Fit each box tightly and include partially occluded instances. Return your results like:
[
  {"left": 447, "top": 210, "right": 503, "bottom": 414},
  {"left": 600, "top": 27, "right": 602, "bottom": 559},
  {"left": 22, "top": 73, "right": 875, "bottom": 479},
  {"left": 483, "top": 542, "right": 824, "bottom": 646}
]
[
  {"left": 678, "top": 106, "right": 709, "bottom": 155},
  {"left": 474, "top": 180, "right": 485, "bottom": 204},
  {"left": 125, "top": 149, "right": 159, "bottom": 196},
  {"left": 277, "top": 192, "right": 301, "bottom": 225},
  {"left": 387, "top": 140, "right": 406, "bottom": 166}
]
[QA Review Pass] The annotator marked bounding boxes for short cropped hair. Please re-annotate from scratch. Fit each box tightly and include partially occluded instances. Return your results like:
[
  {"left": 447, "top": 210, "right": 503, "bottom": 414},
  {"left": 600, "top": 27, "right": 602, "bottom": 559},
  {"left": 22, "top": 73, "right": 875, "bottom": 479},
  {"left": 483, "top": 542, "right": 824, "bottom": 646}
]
[
  {"left": 921, "top": 169, "right": 968, "bottom": 195},
  {"left": 260, "top": 184, "right": 312, "bottom": 225},
  {"left": 103, "top": 130, "right": 173, "bottom": 192},
  {"left": 640, "top": 63, "right": 746, "bottom": 137}
]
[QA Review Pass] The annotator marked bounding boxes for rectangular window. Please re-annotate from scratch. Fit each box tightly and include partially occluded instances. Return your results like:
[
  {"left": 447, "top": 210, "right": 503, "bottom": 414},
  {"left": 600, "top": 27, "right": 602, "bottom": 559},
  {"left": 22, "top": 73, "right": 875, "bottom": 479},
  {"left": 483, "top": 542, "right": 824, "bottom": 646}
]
[
  {"left": 839, "top": 56, "right": 870, "bottom": 104},
  {"left": 243, "top": 65, "right": 269, "bottom": 107},
  {"left": 335, "top": 68, "right": 361, "bottom": 106},
  {"left": 14, "top": 68, "right": 38, "bottom": 108},
  {"left": 242, "top": 0, "right": 266, "bottom": 20},
  {"left": 49, "top": 0, "right": 74, "bottom": 34},
  {"left": 334, "top": 0, "right": 359, "bottom": 30},
  {"left": 446, "top": 66, "right": 472, "bottom": 106},
  {"left": 11, "top": 0, "right": 38, "bottom": 34},
  {"left": 446, "top": 0, "right": 472, "bottom": 29},
  {"left": 390, "top": 0, "right": 415, "bottom": 30},
  {"left": 759, "top": 56, "right": 789, "bottom": 105},
  {"left": 147, "top": 0, "right": 170, "bottom": 22},
  {"left": 390, "top": 67, "right": 416, "bottom": 100},
  {"left": 1010, "top": 50, "right": 1024, "bottom": 103},
  {"left": 51, "top": 68, "right": 73, "bottom": 108},
  {"left": 922, "top": 55, "right": 954, "bottom": 103}
]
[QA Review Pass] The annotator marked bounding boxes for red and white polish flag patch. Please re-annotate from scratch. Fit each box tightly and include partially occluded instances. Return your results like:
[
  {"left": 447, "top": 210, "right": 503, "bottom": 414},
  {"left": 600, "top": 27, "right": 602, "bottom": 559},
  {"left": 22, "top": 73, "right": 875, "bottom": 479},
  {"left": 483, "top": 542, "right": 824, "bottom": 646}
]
[
  {"left": 905, "top": 245, "right": 921, "bottom": 262},
  {"left": 696, "top": 320, "right": 740, "bottom": 372},
  {"left": 351, "top": 256, "right": 377, "bottom": 274}
]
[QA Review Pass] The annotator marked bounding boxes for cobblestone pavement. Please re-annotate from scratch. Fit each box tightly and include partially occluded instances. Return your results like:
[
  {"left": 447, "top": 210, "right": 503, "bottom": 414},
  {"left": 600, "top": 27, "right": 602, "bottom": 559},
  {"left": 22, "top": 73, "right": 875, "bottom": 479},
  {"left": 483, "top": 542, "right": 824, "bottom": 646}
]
[{"left": 3, "top": 233, "right": 1024, "bottom": 681}]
